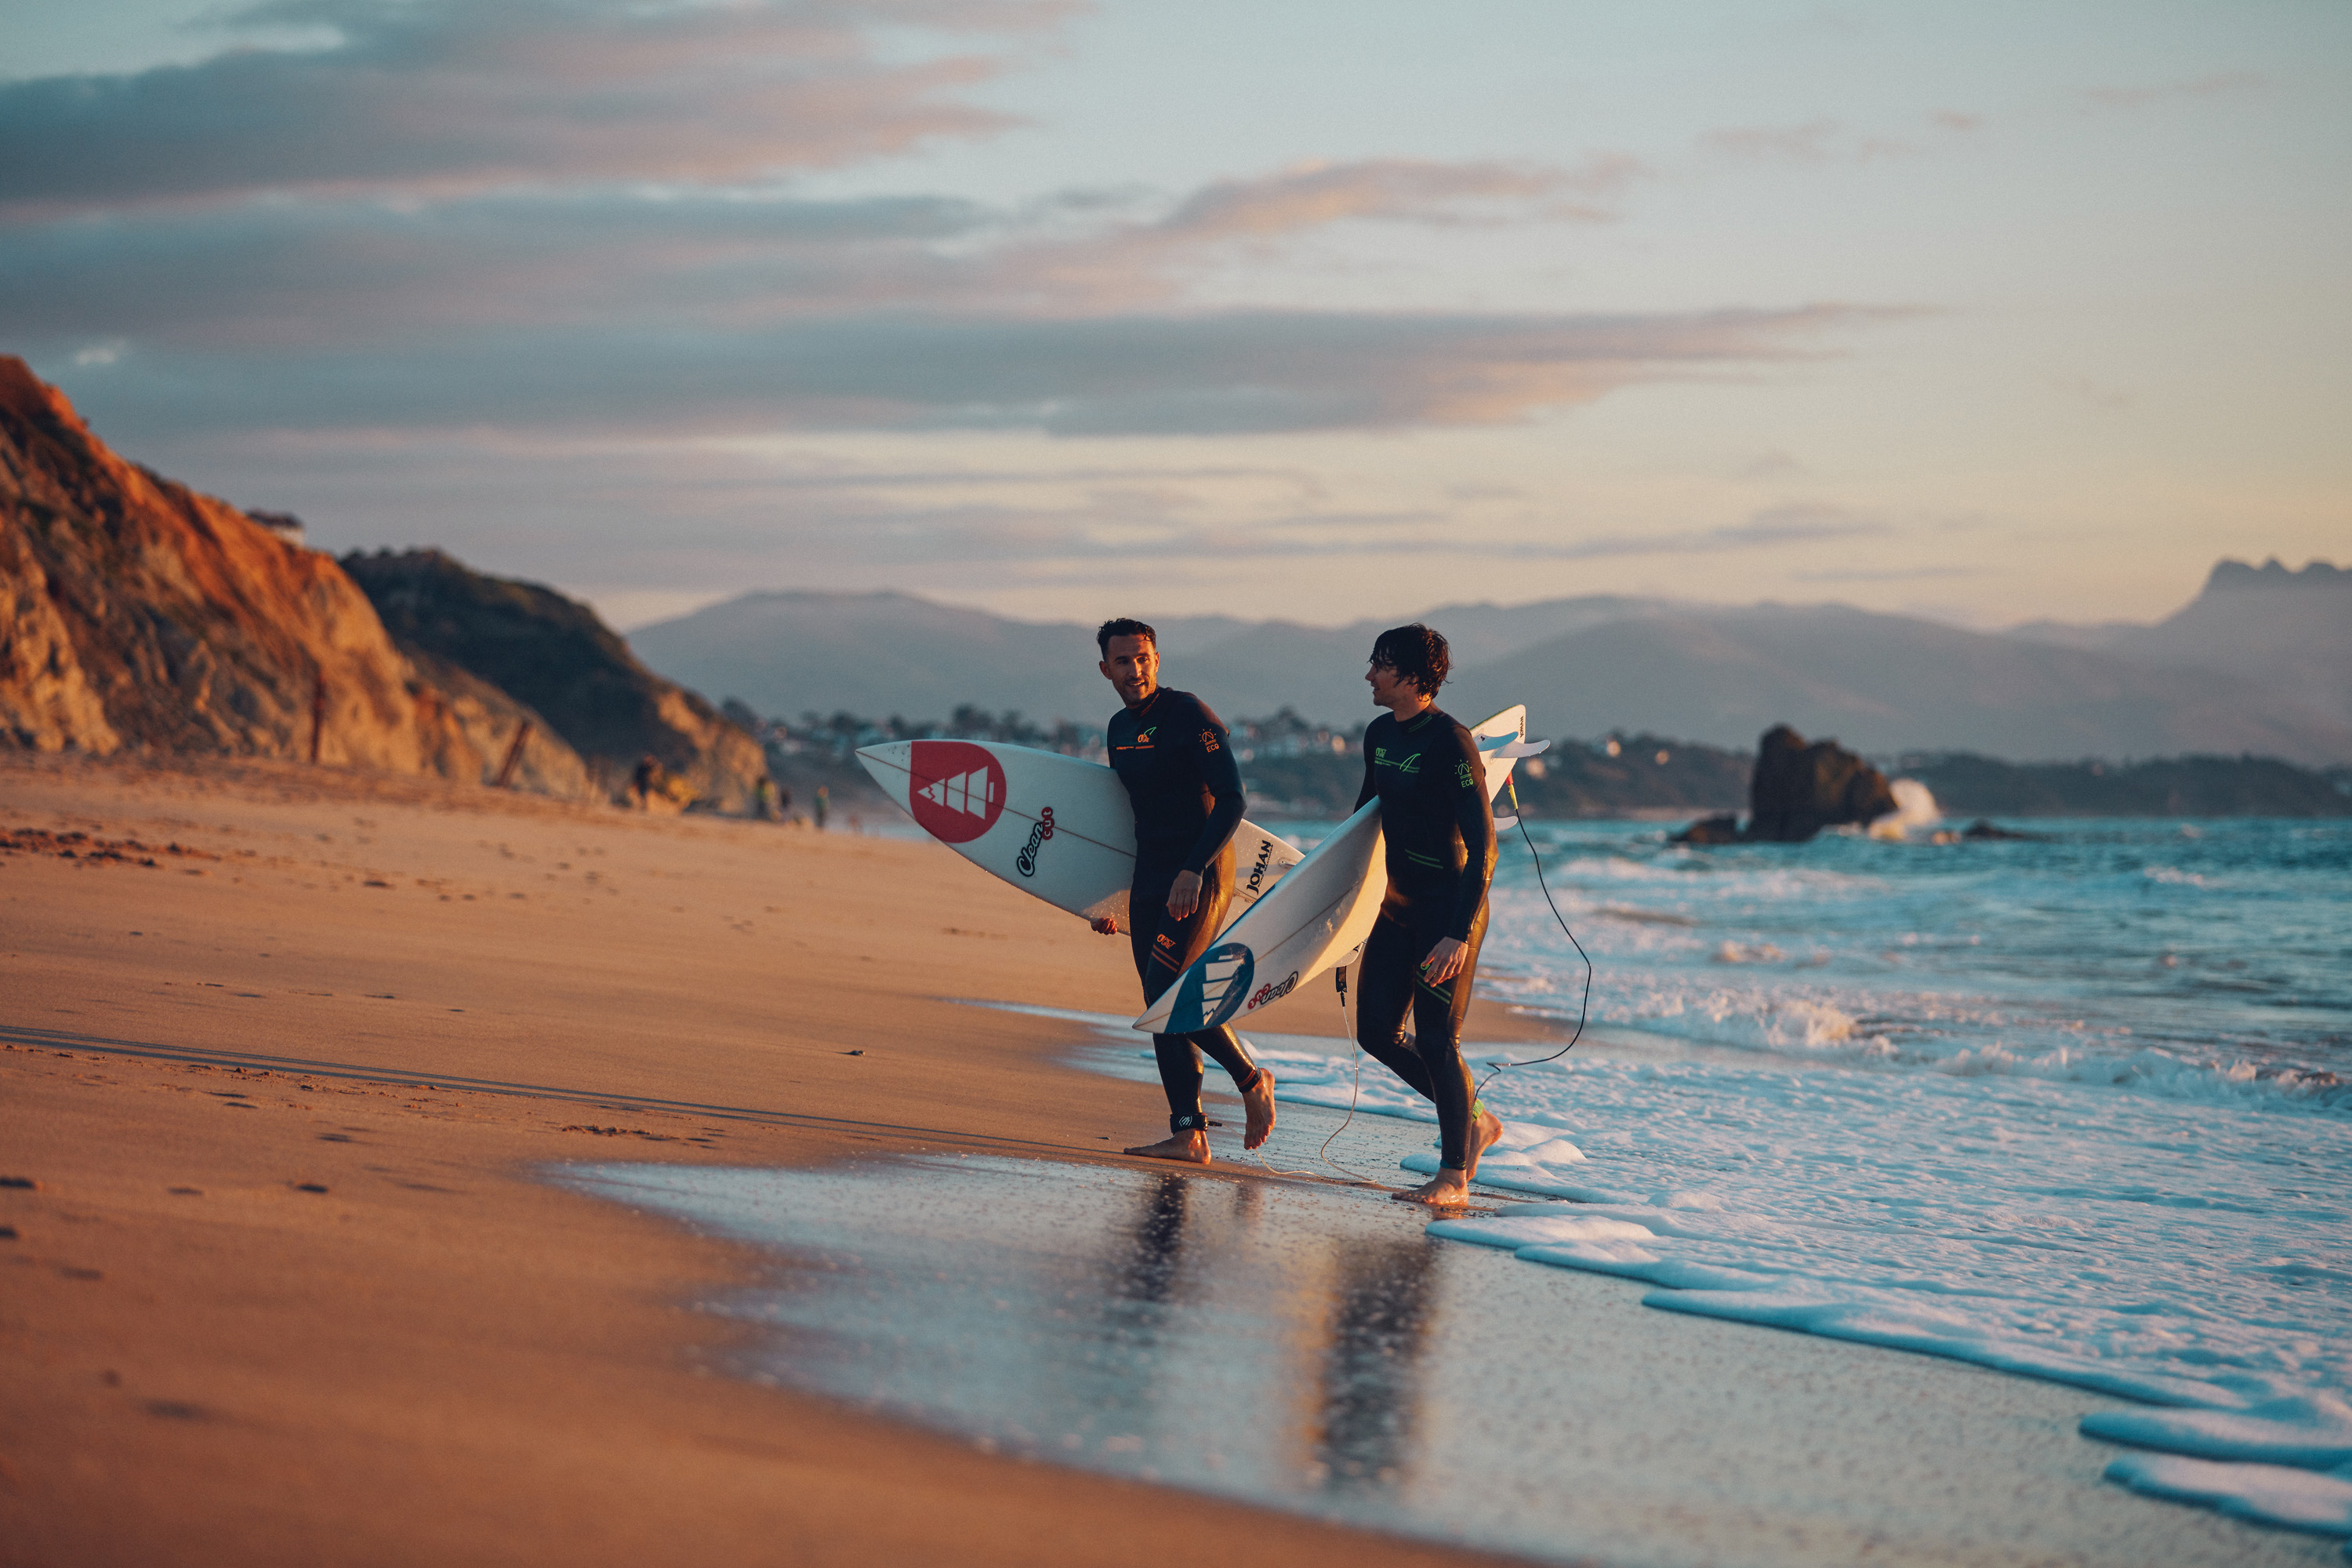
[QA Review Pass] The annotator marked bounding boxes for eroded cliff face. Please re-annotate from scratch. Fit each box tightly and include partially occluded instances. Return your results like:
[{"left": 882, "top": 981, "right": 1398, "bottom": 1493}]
[
  {"left": 403, "top": 645, "right": 597, "bottom": 800},
  {"left": 342, "top": 548, "right": 768, "bottom": 812},
  {"left": 0, "top": 356, "right": 595, "bottom": 799},
  {"left": 0, "top": 510, "right": 117, "bottom": 751}
]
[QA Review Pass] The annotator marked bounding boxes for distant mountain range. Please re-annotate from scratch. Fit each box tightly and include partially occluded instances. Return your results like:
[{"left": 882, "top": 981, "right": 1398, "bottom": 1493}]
[
  {"left": 627, "top": 563, "right": 2352, "bottom": 765},
  {"left": 2011, "top": 558, "right": 2351, "bottom": 724}
]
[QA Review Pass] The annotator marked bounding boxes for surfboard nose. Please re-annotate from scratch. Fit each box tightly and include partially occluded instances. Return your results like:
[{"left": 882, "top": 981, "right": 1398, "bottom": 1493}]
[{"left": 852, "top": 742, "right": 913, "bottom": 800}]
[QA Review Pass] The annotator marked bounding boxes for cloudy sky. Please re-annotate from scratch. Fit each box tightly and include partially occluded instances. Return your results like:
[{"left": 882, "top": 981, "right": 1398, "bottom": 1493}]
[{"left": 5, "top": 1, "right": 2345, "bottom": 631}]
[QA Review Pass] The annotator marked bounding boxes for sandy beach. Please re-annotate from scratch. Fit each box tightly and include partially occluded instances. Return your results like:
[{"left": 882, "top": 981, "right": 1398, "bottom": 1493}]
[{"left": 2, "top": 752, "right": 2332, "bottom": 1567}]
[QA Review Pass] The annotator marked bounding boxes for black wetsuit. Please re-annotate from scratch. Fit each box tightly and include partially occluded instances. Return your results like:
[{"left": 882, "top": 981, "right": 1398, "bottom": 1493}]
[
  {"left": 1352, "top": 706, "right": 1497, "bottom": 1170},
  {"left": 1108, "top": 687, "right": 1260, "bottom": 1133}
]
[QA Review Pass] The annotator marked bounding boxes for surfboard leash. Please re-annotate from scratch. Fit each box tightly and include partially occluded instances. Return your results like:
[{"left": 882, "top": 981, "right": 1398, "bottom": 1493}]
[
  {"left": 1312, "top": 960, "right": 1377, "bottom": 1183},
  {"left": 1248, "top": 955, "right": 1380, "bottom": 1186},
  {"left": 1254, "top": 768, "right": 1588, "bottom": 1184},
  {"left": 1474, "top": 777, "right": 1592, "bottom": 1104}
]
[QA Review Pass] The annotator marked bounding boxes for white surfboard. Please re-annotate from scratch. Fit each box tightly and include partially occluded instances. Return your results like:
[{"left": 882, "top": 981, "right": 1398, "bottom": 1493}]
[
  {"left": 855, "top": 739, "right": 1301, "bottom": 930},
  {"left": 1134, "top": 705, "right": 1530, "bottom": 1036}
]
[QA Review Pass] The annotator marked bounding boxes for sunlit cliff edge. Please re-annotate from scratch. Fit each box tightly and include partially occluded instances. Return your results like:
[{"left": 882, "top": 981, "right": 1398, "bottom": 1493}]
[{"left": 0, "top": 357, "right": 759, "bottom": 810}]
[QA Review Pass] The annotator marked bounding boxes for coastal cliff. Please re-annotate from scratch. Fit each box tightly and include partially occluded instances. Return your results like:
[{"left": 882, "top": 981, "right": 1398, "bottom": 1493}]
[
  {"left": 0, "top": 356, "right": 594, "bottom": 795},
  {"left": 342, "top": 549, "right": 768, "bottom": 813}
]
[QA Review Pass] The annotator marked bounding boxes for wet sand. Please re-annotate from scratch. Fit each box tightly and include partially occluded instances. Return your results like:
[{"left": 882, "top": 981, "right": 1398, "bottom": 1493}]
[
  {"left": 1, "top": 751, "right": 2327, "bottom": 1566},
  {"left": 568, "top": 1151, "right": 2330, "bottom": 1568},
  {"left": 0, "top": 751, "right": 1530, "bottom": 1568}
]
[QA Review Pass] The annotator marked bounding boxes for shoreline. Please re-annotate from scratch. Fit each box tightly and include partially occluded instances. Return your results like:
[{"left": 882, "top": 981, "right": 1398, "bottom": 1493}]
[
  {"left": 2, "top": 750, "right": 2332, "bottom": 1566},
  {"left": 0, "top": 750, "right": 1541, "bottom": 1568}
]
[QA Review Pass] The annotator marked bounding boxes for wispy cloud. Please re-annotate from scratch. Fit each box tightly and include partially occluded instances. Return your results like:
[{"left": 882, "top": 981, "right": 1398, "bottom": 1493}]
[
  {"left": 1703, "top": 118, "right": 1938, "bottom": 169},
  {"left": 692, "top": 495, "right": 1895, "bottom": 569},
  {"left": 1795, "top": 564, "right": 1988, "bottom": 583},
  {"left": 0, "top": 0, "right": 1066, "bottom": 212},
  {"left": 1160, "top": 155, "right": 1646, "bottom": 236},
  {"left": 2084, "top": 71, "right": 2265, "bottom": 111},
  {"left": 5, "top": 0, "right": 1899, "bottom": 448},
  {"left": 1700, "top": 118, "right": 1922, "bottom": 165},
  {"left": 1, "top": 189, "right": 1005, "bottom": 346},
  {"left": 155, "top": 419, "right": 1928, "bottom": 622},
  {"left": 1733, "top": 449, "right": 1806, "bottom": 481},
  {"left": 2053, "top": 375, "right": 2134, "bottom": 412},
  {"left": 52, "top": 304, "right": 1875, "bottom": 438},
  {"left": 1537, "top": 504, "right": 1889, "bottom": 561},
  {"left": 1703, "top": 119, "right": 1842, "bottom": 164},
  {"left": 981, "top": 154, "right": 1650, "bottom": 307},
  {"left": 1, "top": 149, "right": 1653, "bottom": 350}
]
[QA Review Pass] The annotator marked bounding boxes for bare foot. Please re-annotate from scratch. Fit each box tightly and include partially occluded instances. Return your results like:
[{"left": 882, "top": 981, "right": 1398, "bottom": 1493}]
[
  {"left": 1392, "top": 1170, "right": 1472, "bottom": 1207},
  {"left": 1467, "top": 1105, "right": 1504, "bottom": 1178},
  {"left": 1241, "top": 1072, "right": 1277, "bottom": 1150},
  {"left": 1123, "top": 1131, "right": 1211, "bottom": 1163}
]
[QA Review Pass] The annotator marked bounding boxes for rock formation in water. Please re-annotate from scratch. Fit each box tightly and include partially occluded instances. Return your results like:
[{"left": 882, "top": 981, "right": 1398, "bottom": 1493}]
[
  {"left": 1673, "top": 724, "right": 1900, "bottom": 843},
  {"left": 1748, "top": 724, "right": 1900, "bottom": 840},
  {"left": 0, "top": 356, "right": 593, "bottom": 797},
  {"left": 341, "top": 548, "right": 768, "bottom": 812}
]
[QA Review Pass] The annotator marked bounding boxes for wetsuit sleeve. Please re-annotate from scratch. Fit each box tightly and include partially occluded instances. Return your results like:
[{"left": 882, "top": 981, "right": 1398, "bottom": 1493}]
[
  {"left": 1181, "top": 700, "right": 1246, "bottom": 875},
  {"left": 1355, "top": 725, "right": 1377, "bottom": 812},
  {"left": 1440, "top": 724, "right": 1497, "bottom": 941}
]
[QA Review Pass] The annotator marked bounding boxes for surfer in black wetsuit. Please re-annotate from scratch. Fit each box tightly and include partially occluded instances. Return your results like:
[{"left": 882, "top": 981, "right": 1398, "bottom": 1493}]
[
  {"left": 1094, "top": 618, "right": 1277, "bottom": 1163},
  {"left": 1353, "top": 622, "right": 1502, "bottom": 1207}
]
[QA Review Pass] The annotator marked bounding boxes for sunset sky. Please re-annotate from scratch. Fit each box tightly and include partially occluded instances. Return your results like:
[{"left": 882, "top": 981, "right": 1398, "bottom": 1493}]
[{"left": 5, "top": 1, "right": 2345, "bottom": 631}]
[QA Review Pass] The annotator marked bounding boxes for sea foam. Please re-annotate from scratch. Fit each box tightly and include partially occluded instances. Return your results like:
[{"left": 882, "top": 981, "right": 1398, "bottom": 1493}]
[
  {"left": 1372, "top": 1040, "right": 2352, "bottom": 1544},
  {"left": 1057, "top": 815, "right": 2352, "bottom": 1542}
]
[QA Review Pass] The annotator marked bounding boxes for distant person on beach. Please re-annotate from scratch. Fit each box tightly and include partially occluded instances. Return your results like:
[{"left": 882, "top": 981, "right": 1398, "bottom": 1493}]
[
  {"left": 814, "top": 786, "right": 829, "bottom": 831},
  {"left": 1353, "top": 623, "right": 1501, "bottom": 1207},
  {"left": 631, "top": 754, "right": 659, "bottom": 811},
  {"left": 1092, "top": 617, "right": 1278, "bottom": 1162}
]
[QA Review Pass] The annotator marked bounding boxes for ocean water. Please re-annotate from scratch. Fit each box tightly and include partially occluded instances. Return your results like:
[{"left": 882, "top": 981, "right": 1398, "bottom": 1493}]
[
  {"left": 1476, "top": 815, "right": 2348, "bottom": 1094},
  {"left": 1155, "top": 813, "right": 2352, "bottom": 1546},
  {"left": 552, "top": 812, "right": 2347, "bottom": 1556}
]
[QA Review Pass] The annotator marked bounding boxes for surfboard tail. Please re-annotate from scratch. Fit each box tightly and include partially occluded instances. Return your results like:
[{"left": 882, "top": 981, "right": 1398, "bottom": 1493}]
[
  {"left": 1135, "top": 800, "right": 1384, "bottom": 1035},
  {"left": 1218, "top": 821, "right": 1305, "bottom": 931},
  {"left": 1470, "top": 704, "right": 1530, "bottom": 805},
  {"left": 1138, "top": 704, "right": 1537, "bottom": 1037}
]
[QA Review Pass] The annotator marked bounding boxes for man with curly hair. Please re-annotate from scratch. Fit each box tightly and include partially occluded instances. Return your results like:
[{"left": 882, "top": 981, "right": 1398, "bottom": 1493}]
[{"left": 1353, "top": 622, "right": 1502, "bottom": 1205}]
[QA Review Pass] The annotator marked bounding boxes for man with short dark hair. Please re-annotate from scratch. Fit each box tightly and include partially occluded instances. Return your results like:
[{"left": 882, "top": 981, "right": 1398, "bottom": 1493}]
[
  {"left": 1094, "top": 618, "right": 1276, "bottom": 1162},
  {"left": 1353, "top": 622, "right": 1501, "bottom": 1206}
]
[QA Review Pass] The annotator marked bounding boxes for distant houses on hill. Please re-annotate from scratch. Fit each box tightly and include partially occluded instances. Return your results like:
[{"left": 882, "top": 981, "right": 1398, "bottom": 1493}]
[{"left": 718, "top": 697, "right": 2352, "bottom": 822}]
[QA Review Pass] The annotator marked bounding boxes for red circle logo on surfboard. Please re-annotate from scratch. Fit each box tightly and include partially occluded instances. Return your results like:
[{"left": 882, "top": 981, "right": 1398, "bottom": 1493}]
[{"left": 906, "top": 741, "right": 1008, "bottom": 844}]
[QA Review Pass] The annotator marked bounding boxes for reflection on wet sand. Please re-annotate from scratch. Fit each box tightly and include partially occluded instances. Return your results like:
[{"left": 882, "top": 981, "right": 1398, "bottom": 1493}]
[
  {"left": 1077, "top": 1170, "right": 1443, "bottom": 1495},
  {"left": 1312, "top": 1236, "right": 1441, "bottom": 1494},
  {"left": 566, "top": 1152, "right": 2288, "bottom": 1568},
  {"left": 564, "top": 1156, "right": 1515, "bottom": 1552},
  {"left": 1106, "top": 1171, "right": 1200, "bottom": 1312}
]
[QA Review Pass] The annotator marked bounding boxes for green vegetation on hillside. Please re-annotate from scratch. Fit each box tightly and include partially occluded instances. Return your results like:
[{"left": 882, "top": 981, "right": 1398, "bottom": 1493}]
[
  {"left": 1898, "top": 753, "right": 2352, "bottom": 817},
  {"left": 732, "top": 697, "right": 2352, "bottom": 823}
]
